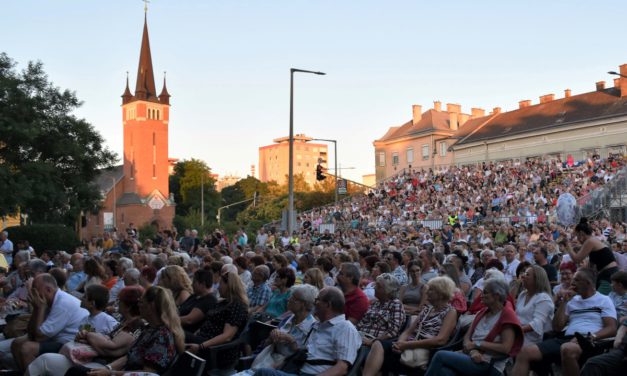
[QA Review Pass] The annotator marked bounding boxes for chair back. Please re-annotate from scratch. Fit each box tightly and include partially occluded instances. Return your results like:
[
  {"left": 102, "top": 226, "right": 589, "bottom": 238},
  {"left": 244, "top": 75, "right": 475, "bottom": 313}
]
[{"left": 163, "top": 351, "right": 206, "bottom": 376}]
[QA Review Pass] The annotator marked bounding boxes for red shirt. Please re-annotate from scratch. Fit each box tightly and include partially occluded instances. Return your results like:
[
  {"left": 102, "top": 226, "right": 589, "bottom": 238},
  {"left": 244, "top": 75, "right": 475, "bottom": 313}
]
[{"left": 344, "top": 288, "right": 369, "bottom": 323}]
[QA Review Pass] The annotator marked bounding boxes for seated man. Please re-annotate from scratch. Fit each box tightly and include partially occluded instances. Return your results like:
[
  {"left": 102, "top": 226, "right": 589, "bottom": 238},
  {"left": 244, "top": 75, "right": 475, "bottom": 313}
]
[
  {"left": 511, "top": 268, "right": 617, "bottom": 376},
  {"left": 254, "top": 286, "right": 362, "bottom": 376},
  {"left": 247, "top": 265, "right": 272, "bottom": 313},
  {"left": 10, "top": 273, "right": 89, "bottom": 371}
]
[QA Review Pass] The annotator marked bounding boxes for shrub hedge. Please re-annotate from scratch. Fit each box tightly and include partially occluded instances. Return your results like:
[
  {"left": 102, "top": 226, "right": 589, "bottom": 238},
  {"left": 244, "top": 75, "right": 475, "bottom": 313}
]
[{"left": 4, "top": 224, "right": 80, "bottom": 254}]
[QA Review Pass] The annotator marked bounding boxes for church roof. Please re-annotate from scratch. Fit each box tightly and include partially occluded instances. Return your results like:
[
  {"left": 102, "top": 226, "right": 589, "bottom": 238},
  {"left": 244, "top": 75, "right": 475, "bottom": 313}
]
[
  {"left": 134, "top": 15, "right": 158, "bottom": 102},
  {"left": 94, "top": 165, "right": 124, "bottom": 194}
]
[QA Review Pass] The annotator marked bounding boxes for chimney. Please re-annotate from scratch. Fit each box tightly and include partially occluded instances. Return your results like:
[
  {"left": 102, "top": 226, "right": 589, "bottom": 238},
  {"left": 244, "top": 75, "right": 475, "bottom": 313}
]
[
  {"left": 433, "top": 101, "right": 442, "bottom": 111},
  {"left": 564, "top": 89, "right": 571, "bottom": 98},
  {"left": 519, "top": 100, "right": 532, "bottom": 109},
  {"left": 449, "top": 112, "right": 458, "bottom": 131},
  {"left": 446, "top": 103, "right": 461, "bottom": 114},
  {"left": 471, "top": 108, "right": 485, "bottom": 118},
  {"left": 412, "top": 105, "right": 422, "bottom": 125},
  {"left": 621, "top": 64, "right": 627, "bottom": 97},
  {"left": 539, "top": 94, "right": 555, "bottom": 104},
  {"left": 596, "top": 81, "right": 605, "bottom": 91},
  {"left": 491, "top": 107, "right": 501, "bottom": 114},
  {"left": 614, "top": 78, "right": 620, "bottom": 88}
]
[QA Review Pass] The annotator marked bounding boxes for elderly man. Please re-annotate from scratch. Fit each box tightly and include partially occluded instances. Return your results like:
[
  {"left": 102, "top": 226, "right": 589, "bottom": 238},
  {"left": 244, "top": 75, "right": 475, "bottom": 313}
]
[
  {"left": 512, "top": 268, "right": 617, "bottom": 376},
  {"left": 66, "top": 253, "right": 86, "bottom": 293},
  {"left": 247, "top": 265, "right": 272, "bottom": 313},
  {"left": 10, "top": 273, "right": 89, "bottom": 371},
  {"left": 337, "top": 263, "right": 369, "bottom": 325},
  {"left": 0, "top": 230, "right": 14, "bottom": 267},
  {"left": 254, "top": 286, "right": 362, "bottom": 376},
  {"left": 108, "top": 257, "right": 133, "bottom": 303},
  {"left": 503, "top": 244, "right": 520, "bottom": 284}
]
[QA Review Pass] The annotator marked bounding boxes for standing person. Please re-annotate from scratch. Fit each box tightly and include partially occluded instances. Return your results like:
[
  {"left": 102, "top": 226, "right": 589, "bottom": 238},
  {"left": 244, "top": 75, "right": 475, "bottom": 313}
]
[
  {"left": 0, "top": 231, "right": 14, "bottom": 267},
  {"left": 533, "top": 247, "right": 558, "bottom": 286},
  {"left": 567, "top": 218, "right": 619, "bottom": 294}
]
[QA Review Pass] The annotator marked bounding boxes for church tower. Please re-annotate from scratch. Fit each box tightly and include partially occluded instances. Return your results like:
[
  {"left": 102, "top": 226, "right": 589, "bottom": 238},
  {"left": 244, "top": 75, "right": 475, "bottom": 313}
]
[{"left": 118, "top": 12, "right": 174, "bottom": 229}]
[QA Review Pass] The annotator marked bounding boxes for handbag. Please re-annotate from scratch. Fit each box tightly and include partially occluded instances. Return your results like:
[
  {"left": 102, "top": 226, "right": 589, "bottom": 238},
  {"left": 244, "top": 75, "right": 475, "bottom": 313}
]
[
  {"left": 400, "top": 306, "right": 432, "bottom": 368},
  {"left": 280, "top": 327, "right": 315, "bottom": 373},
  {"left": 250, "top": 344, "right": 287, "bottom": 370},
  {"left": 60, "top": 341, "right": 98, "bottom": 365}
]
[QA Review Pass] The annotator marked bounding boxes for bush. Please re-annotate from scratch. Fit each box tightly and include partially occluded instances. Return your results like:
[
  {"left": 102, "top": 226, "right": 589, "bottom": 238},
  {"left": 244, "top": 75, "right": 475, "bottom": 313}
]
[
  {"left": 5, "top": 224, "right": 80, "bottom": 254},
  {"left": 138, "top": 223, "right": 158, "bottom": 243}
]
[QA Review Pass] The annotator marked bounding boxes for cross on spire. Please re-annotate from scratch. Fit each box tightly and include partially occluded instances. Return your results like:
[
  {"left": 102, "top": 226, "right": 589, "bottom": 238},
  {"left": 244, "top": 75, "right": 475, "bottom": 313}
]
[{"left": 143, "top": 0, "right": 150, "bottom": 14}]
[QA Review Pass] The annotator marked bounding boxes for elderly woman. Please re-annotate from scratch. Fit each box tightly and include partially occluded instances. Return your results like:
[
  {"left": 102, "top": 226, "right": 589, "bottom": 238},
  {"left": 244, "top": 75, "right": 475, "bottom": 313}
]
[
  {"left": 27, "top": 286, "right": 146, "bottom": 376},
  {"left": 515, "top": 265, "right": 554, "bottom": 345},
  {"left": 255, "top": 267, "right": 295, "bottom": 320},
  {"left": 357, "top": 273, "right": 405, "bottom": 345},
  {"left": 362, "top": 276, "right": 458, "bottom": 376},
  {"left": 424, "top": 278, "right": 524, "bottom": 376},
  {"left": 553, "top": 261, "right": 576, "bottom": 300},
  {"left": 399, "top": 260, "right": 426, "bottom": 314}
]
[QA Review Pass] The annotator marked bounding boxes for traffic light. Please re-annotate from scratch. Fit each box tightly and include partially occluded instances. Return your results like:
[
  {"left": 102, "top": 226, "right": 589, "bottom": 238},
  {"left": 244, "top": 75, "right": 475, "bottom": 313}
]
[{"left": 316, "top": 164, "right": 326, "bottom": 181}]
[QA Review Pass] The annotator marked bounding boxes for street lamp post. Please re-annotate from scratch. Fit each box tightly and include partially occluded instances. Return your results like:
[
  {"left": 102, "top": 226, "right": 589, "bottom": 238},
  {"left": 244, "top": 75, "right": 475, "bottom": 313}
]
[
  {"left": 608, "top": 71, "right": 627, "bottom": 78},
  {"left": 310, "top": 138, "right": 338, "bottom": 203},
  {"left": 288, "top": 68, "right": 325, "bottom": 235},
  {"left": 111, "top": 177, "right": 116, "bottom": 231}
]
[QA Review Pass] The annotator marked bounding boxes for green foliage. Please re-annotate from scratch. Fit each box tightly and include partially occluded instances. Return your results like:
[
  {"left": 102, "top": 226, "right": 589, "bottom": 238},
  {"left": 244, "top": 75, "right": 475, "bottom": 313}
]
[
  {"left": 5, "top": 224, "right": 79, "bottom": 254},
  {"left": 0, "top": 53, "right": 116, "bottom": 225},
  {"left": 169, "top": 159, "right": 220, "bottom": 221},
  {"left": 138, "top": 222, "right": 158, "bottom": 243}
]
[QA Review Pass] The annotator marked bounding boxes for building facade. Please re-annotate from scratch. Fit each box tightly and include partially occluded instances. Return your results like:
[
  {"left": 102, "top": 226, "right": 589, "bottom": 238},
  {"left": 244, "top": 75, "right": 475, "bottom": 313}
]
[
  {"left": 258, "top": 134, "right": 328, "bottom": 187},
  {"left": 82, "top": 14, "right": 174, "bottom": 239},
  {"left": 374, "top": 65, "right": 627, "bottom": 182}
]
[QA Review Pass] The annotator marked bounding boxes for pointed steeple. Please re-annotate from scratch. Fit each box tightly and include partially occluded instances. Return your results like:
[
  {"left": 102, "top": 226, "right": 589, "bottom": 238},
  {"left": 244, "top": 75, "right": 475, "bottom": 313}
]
[
  {"left": 122, "top": 71, "right": 134, "bottom": 104},
  {"left": 134, "top": 14, "right": 158, "bottom": 102},
  {"left": 159, "top": 72, "right": 171, "bottom": 105}
]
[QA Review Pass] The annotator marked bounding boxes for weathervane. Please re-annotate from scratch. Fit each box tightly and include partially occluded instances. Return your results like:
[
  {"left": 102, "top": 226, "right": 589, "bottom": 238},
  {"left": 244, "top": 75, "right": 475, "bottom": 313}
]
[{"left": 143, "top": 0, "right": 150, "bottom": 14}]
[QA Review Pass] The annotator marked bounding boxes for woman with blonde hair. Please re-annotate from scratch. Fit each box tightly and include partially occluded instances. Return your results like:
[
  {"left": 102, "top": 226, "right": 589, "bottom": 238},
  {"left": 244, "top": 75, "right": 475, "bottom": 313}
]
[
  {"left": 68, "top": 285, "right": 184, "bottom": 375},
  {"left": 186, "top": 272, "right": 249, "bottom": 368},
  {"left": 303, "top": 268, "right": 325, "bottom": 290},
  {"left": 158, "top": 265, "right": 193, "bottom": 307},
  {"left": 515, "top": 265, "right": 554, "bottom": 345}
]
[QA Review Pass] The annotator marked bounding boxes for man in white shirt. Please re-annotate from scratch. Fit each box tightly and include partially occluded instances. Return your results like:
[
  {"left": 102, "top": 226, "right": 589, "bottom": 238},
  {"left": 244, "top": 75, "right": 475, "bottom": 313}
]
[
  {"left": 10, "top": 273, "right": 89, "bottom": 372},
  {"left": 0, "top": 231, "right": 14, "bottom": 266},
  {"left": 502, "top": 244, "right": 521, "bottom": 284}
]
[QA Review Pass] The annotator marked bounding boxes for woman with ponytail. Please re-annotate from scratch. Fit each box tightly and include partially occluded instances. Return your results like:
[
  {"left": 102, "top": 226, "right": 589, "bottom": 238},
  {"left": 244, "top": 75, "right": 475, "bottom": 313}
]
[{"left": 567, "top": 218, "right": 618, "bottom": 294}]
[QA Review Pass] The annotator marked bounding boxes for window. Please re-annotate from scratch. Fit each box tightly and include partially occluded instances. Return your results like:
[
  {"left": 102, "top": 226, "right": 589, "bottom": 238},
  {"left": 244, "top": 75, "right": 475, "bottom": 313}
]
[
  {"left": 439, "top": 142, "right": 447, "bottom": 157},
  {"left": 422, "top": 145, "right": 429, "bottom": 160},
  {"left": 378, "top": 152, "right": 386, "bottom": 167},
  {"left": 406, "top": 148, "right": 414, "bottom": 163},
  {"left": 392, "top": 152, "right": 399, "bottom": 165}
]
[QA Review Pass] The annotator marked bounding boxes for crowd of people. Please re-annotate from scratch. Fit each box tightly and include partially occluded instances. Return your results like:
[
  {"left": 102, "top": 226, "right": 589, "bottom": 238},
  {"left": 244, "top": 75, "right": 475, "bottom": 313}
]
[{"left": 0, "top": 155, "right": 625, "bottom": 376}]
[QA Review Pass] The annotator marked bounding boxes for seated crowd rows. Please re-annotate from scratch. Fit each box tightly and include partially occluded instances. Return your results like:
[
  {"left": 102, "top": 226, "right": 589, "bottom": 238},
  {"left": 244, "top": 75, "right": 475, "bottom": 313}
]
[{"left": 0, "top": 156, "right": 625, "bottom": 376}]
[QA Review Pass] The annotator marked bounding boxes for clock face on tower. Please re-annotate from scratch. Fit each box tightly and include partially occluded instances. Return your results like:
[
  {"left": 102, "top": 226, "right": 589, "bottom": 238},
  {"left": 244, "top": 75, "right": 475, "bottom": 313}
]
[{"left": 148, "top": 196, "right": 165, "bottom": 210}]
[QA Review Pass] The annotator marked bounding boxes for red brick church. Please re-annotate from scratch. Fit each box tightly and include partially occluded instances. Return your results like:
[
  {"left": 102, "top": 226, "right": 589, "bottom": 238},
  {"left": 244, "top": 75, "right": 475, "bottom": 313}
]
[{"left": 82, "top": 13, "right": 174, "bottom": 239}]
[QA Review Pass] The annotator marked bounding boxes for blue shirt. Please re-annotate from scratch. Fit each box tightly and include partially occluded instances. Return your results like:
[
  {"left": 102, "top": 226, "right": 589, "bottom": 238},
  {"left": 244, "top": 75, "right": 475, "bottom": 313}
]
[{"left": 66, "top": 271, "right": 87, "bottom": 292}]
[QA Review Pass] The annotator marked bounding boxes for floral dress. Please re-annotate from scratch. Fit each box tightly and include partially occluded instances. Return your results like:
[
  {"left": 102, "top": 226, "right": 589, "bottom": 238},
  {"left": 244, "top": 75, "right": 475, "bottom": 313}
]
[{"left": 126, "top": 325, "right": 177, "bottom": 373}]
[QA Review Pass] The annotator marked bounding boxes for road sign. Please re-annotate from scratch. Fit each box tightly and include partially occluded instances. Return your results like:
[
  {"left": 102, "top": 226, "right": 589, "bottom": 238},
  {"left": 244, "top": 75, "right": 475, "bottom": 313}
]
[{"left": 337, "top": 178, "right": 347, "bottom": 195}]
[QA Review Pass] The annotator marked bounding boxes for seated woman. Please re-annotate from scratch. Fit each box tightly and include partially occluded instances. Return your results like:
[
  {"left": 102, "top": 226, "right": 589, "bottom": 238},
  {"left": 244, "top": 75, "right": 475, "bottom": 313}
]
[
  {"left": 399, "top": 261, "right": 426, "bottom": 314},
  {"left": 179, "top": 269, "right": 218, "bottom": 332},
  {"left": 27, "top": 286, "right": 145, "bottom": 376},
  {"left": 158, "top": 265, "right": 193, "bottom": 307},
  {"left": 65, "top": 285, "right": 184, "bottom": 375},
  {"left": 357, "top": 273, "right": 405, "bottom": 346},
  {"left": 254, "top": 267, "right": 295, "bottom": 321},
  {"left": 303, "top": 268, "right": 325, "bottom": 291},
  {"left": 424, "top": 278, "right": 524, "bottom": 376},
  {"left": 515, "top": 265, "right": 554, "bottom": 345},
  {"left": 186, "top": 271, "right": 249, "bottom": 369},
  {"left": 362, "top": 276, "right": 458, "bottom": 376}
]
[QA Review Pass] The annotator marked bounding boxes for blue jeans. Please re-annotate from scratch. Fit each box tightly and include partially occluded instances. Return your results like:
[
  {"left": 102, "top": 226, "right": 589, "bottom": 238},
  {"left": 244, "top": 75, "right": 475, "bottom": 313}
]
[{"left": 425, "top": 351, "right": 501, "bottom": 376}]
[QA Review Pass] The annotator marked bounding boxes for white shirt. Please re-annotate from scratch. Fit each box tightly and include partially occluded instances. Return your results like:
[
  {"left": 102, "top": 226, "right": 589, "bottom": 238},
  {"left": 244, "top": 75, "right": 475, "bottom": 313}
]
[
  {"left": 0, "top": 239, "right": 13, "bottom": 254},
  {"left": 503, "top": 259, "right": 520, "bottom": 284},
  {"left": 83, "top": 311, "right": 119, "bottom": 336},
  {"left": 515, "top": 291, "right": 554, "bottom": 345},
  {"left": 565, "top": 292, "right": 616, "bottom": 336},
  {"left": 40, "top": 290, "right": 90, "bottom": 343}
]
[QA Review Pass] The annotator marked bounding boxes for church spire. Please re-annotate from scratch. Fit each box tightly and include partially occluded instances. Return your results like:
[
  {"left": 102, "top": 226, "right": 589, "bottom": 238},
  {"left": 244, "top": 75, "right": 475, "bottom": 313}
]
[
  {"left": 134, "top": 14, "right": 157, "bottom": 102},
  {"left": 159, "top": 71, "right": 171, "bottom": 105},
  {"left": 122, "top": 71, "right": 133, "bottom": 104}
]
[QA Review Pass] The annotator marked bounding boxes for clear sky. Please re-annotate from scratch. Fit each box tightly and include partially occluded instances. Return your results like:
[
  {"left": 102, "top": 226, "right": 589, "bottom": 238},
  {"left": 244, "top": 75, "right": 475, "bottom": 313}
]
[{"left": 2, "top": 0, "right": 626, "bottom": 182}]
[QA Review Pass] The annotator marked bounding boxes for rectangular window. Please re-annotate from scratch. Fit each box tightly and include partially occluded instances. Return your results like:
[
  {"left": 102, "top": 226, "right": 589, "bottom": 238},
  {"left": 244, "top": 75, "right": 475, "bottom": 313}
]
[
  {"left": 392, "top": 152, "right": 399, "bottom": 165},
  {"left": 378, "top": 152, "right": 385, "bottom": 167},
  {"left": 422, "top": 145, "right": 429, "bottom": 160},
  {"left": 439, "top": 142, "right": 447, "bottom": 157},
  {"left": 406, "top": 148, "right": 414, "bottom": 163}
]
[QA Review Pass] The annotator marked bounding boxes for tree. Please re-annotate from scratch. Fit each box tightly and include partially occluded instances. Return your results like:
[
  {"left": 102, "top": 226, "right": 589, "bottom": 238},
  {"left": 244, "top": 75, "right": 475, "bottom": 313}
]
[
  {"left": 169, "top": 159, "right": 220, "bottom": 220},
  {"left": 0, "top": 53, "right": 116, "bottom": 224}
]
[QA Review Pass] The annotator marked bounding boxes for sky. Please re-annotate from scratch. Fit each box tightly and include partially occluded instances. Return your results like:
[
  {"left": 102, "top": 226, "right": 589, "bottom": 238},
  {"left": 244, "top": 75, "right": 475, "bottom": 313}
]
[{"left": 2, "top": 0, "right": 627, "bottom": 183}]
